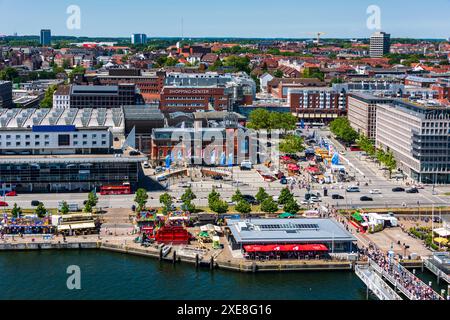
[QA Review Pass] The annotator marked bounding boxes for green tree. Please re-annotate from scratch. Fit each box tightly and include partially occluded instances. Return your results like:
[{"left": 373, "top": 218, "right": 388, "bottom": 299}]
[
  {"left": 279, "top": 135, "right": 305, "bottom": 154},
  {"left": 40, "top": 85, "right": 57, "bottom": 108},
  {"left": 210, "top": 199, "right": 229, "bottom": 214},
  {"left": 278, "top": 188, "right": 294, "bottom": 205},
  {"left": 35, "top": 203, "right": 47, "bottom": 218},
  {"left": 159, "top": 192, "right": 173, "bottom": 214},
  {"left": 87, "top": 191, "right": 98, "bottom": 207},
  {"left": 283, "top": 199, "right": 300, "bottom": 214},
  {"left": 11, "top": 203, "right": 22, "bottom": 218},
  {"left": 208, "top": 189, "right": 221, "bottom": 207},
  {"left": 181, "top": 199, "right": 196, "bottom": 213},
  {"left": 134, "top": 188, "right": 149, "bottom": 212},
  {"left": 261, "top": 196, "right": 279, "bottom": 214},
  {"left": 60, "top": 201, "right": 70, "bottom": 215},
  {"left": 330, "top": 117, "right": 359, "bottom": 144},
  {"left": 84, "top": 202, "right": 93, "bottom": 213},
  {"left": 235, "top": 200, "right": 251, "bottom": 215},
  {"left": 231, "top": 189, "right": 244, "bottom": 203},
  {"left": 273, "top": 70, "right": 283, "bottom": 78},
  {"left": 255, "top": 187, "right": 269, "bottom": 204},
  {"left": 181, "top": 187, "right": 196, "bottom": 203},
  {"left": 0, "top": 67, "right": 19, "bottom": 81},
  {"left": 223, "top": 55, "right": 251, "bottom": 73}
]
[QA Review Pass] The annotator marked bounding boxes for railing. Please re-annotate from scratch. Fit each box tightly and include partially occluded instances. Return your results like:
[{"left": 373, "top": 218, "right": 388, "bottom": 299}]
[
  {"left": 355, "top": 264, "right": 403, "bottom": 300},
  {"left": 424, "top": 258, "right": 450, "bottom": 284},
  {"left": 368, "top": 258, "right": 444, "bottom": 300}
]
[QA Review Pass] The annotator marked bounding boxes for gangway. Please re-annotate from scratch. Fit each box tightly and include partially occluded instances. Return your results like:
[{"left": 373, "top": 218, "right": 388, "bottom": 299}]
[
  {"left": 355, "top": 263, "right": 403, "bottom": 300},
  {"left": 424, "top": 258, "right": 450, "bottom": 284},
  {"left": 368, "top": 259, "right": 444, "bottom": 300}
]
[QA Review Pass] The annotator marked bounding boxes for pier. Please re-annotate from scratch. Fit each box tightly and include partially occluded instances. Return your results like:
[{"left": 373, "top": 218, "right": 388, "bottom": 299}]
[
  {"left": 424, "top": 257, "right": 450, "bottom": 285},
  {"left": 355, "top": 263, "right": 402, "bottom": 300}
]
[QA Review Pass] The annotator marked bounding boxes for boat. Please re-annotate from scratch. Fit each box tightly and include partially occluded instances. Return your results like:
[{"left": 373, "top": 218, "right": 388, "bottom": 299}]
[{"left": 162, "top": 245, "right": 172, "bottom": 257}]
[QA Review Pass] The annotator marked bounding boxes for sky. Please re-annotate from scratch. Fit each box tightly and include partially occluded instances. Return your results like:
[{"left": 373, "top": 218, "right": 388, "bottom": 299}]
[{"left": 1, "top": 0, "right": 450, "bottom": 39}]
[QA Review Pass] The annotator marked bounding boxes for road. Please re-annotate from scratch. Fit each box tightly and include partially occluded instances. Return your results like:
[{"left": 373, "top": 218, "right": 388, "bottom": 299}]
[{"left": 3, "top": 129, "right": 450, "bottom": 210}]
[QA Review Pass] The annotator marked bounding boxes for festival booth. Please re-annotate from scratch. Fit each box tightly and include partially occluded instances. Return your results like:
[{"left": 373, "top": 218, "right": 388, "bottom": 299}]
[
  {"left": 1, "top": 215, "right": 55, "bottom": 235},
  {"left": 52, "top": 214, "right": 99, "bottom": 236}
]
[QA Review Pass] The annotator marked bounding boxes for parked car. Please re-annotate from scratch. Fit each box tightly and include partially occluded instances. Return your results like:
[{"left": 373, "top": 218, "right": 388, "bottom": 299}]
[
  {"left": 406, "top": 188, "right": 419, "bottom": 194},
  {"left": 5, "top": 191, "right": 17, "bottom": 196},
  {"left": 212, "top": 175, "right": 223, "bottom": 181},
  {"left": 332, "top": 194, "right": 345, "bottom": 200},
  {"left": 242, "top": 195, "right": 258, "bottom": 205},
  {"left": 370, "top": 189, "right": 382, "bottom": 194},
  {"left": 280, "top": 177, "right": 288, "bottom": 185},
  {"left": 129, "top": 151, "right": 140, "bottom": 156},
  {"left": 360, "top": 196, "right": 373, "bottom": 201},
  {"left": 346, "top": 186, "right": 360, "bottom": 192},
  {"left": 392, "top": 187, "right": 405, "bottom": 192},
  {"left": 143, "top": 161, "right": 150, "bottom": 169},
  {"left": 31, "top": 200, "right": 41, "bottom": 206},
  {"left": 0, "top": 201, "right": 9, "bottom": 207},
  {"left": 157, "top": 176, "right": 168, "bottom": 182},
  {"left": 155, "top": 167, "right": 165, "bottom": 174},
  {"left": 240, "top": 160, "right": 253, "bottom": 171}
]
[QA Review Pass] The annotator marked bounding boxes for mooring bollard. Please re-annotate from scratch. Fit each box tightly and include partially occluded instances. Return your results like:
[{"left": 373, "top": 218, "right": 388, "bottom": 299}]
[
  {"left": 210, "top": 256, "right": 214, "bottom": 270},
  {"left": 173, "top": 251, "right": 177, "bottom": 265},
  {"left": 159, "top": 248, "right": 163, "bottom": 261},
  {"left": 195, "top": 254, "right": 199, "bottom": 269}
]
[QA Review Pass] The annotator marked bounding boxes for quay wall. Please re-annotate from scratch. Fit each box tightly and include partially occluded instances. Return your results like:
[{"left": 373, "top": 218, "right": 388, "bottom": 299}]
[{"left": 0, "top": 241, "right": 355, "bottom": 273}]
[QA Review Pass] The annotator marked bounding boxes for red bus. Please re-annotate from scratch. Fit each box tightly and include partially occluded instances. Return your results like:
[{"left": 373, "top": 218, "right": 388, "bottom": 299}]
[{"left": 100, "top": 184, "right": 131, "bottom": 195}]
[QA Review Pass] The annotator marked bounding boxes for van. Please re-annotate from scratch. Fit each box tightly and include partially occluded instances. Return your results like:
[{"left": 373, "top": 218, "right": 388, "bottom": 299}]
[
  {"left": 240, "top": 160, "right": 253, "bottom": 170},
  {"left": 346, "top": 186, "right": 360, "bottom": 193}
]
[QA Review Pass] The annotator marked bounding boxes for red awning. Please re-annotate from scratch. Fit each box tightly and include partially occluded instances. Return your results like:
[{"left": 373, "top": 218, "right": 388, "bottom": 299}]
[
  {"left": 287, "top": 164, "right": 300, "bottom": 171},
  {"left": 244, "top": 244, "right": 328, "bottom": 253}
]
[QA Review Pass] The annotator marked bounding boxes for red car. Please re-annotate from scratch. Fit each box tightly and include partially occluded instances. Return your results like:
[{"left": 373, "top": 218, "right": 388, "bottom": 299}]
[
  {"left": 0, "top": 201, "right": 9, "bottom": 207},
  {"left": 5, "top": 191, "right": 17, "bottom": 197}
]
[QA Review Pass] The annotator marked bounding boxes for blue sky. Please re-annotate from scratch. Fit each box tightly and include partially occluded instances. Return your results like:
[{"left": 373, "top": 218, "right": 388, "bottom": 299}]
[{"left": 1, "top": 0, "right": 450, "bottom": 38}]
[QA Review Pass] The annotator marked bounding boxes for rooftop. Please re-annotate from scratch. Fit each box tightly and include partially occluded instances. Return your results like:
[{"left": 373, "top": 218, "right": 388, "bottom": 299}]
[{"left": 227, "top": 218, "right": 356, "bottom": 244}]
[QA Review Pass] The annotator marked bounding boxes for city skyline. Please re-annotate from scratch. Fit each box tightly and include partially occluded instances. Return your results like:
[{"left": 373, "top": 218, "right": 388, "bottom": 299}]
[{"left": 1, "top": 0, "right": 450, "bottom": 39}]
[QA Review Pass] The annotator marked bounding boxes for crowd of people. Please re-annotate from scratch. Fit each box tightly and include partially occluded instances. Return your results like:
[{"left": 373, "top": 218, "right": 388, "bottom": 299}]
[{"left": 366, "top": 245, "right": 442, "bottom": 300}]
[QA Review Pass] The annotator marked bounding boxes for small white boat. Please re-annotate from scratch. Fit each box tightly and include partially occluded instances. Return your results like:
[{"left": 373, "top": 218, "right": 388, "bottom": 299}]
[{"left": 162, "top": 245, "right": 172, "bottom": 257}]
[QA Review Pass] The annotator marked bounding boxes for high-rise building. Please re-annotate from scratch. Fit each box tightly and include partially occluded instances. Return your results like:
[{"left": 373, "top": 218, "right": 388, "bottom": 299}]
[
  {"left": 369, "top": 31, "right": 390, "bottom": 58},
  {"left": 0, "top": 81, "right": 13, "bottom": 108},
  {"left": 40, "top": 29, "right": 52, "bottom": 46},
  {"left": 131, "top": 33, "right": 147, "bottom": 45}
]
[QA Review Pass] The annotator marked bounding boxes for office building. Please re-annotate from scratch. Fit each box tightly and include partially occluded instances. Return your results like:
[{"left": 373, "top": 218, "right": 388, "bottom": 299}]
[
  {"left": 131, "top": 33, "right": 147, "bottom": 45},
  {"left": 376, "top": 100, "right": 450, "bottom": 184},
  {"left": 370, "top": 31, "right": 390, "bottom": 58},
  {"left": 40, "top": 29, "right": 52, "bottom": 46},
  {"left": 0, "top": 81, "right": 13, "bottom": 108},
  {"left": 69, "top": 84, "right": 137, "bottom": 108},
  {"left": 347, "top": 94, "right": 393, "bottom": 140}
]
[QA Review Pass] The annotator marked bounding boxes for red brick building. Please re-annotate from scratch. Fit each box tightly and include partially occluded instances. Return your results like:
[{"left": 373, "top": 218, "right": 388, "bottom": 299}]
[{"left": 160, "top": 87, "right": 230, "bottom": 113}]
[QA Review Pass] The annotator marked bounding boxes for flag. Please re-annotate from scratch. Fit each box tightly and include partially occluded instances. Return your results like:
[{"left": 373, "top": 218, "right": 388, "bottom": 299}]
[
  {"left": 220, "top": 152, "right": 226, "bottom": 166},
  {"left": 165, "top": 154, "right": 172, "bottom": 169},
  {"left": 210, "top": 150, "right": 216, "bottom": 164},
  {"left": 228, "top": 153, "right": 234, "bottom": 167}
]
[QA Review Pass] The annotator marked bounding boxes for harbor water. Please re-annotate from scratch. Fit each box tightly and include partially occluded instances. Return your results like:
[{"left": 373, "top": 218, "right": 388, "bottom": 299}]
[{"left": 0, "top": 250, "right": 445, "bottom": 300}]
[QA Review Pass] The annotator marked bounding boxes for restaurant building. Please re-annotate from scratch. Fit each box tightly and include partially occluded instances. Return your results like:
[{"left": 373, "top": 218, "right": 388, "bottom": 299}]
[{"left": 226, "top": 219, "right": 356, "bottom": 253}]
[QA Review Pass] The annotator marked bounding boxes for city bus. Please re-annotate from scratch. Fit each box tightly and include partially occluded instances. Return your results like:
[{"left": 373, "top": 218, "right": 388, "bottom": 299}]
[{"left": 100, "top": 183, "right": 131, "bottom": 195}]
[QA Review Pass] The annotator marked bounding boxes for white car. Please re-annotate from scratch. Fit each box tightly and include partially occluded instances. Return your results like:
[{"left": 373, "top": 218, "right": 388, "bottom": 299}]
[{"left": 370, "top": 189, "right": 382, "bottom": 194}]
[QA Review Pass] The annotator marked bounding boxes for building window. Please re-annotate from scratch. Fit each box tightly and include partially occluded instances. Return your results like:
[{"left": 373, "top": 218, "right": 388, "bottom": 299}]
[{"left": 58, "top": 134, "right": 71, "bottom": 146}]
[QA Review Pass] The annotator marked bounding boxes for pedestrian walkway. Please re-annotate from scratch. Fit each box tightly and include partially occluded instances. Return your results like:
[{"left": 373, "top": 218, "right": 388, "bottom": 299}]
[{"left": 355, "top": 263, "right": 403, "bottom": 300}]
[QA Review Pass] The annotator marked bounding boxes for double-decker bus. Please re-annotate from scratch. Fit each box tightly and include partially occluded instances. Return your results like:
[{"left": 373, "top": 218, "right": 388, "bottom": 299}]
[{"left": 100, "top": 183, "right": 131, "bottom": 195}]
